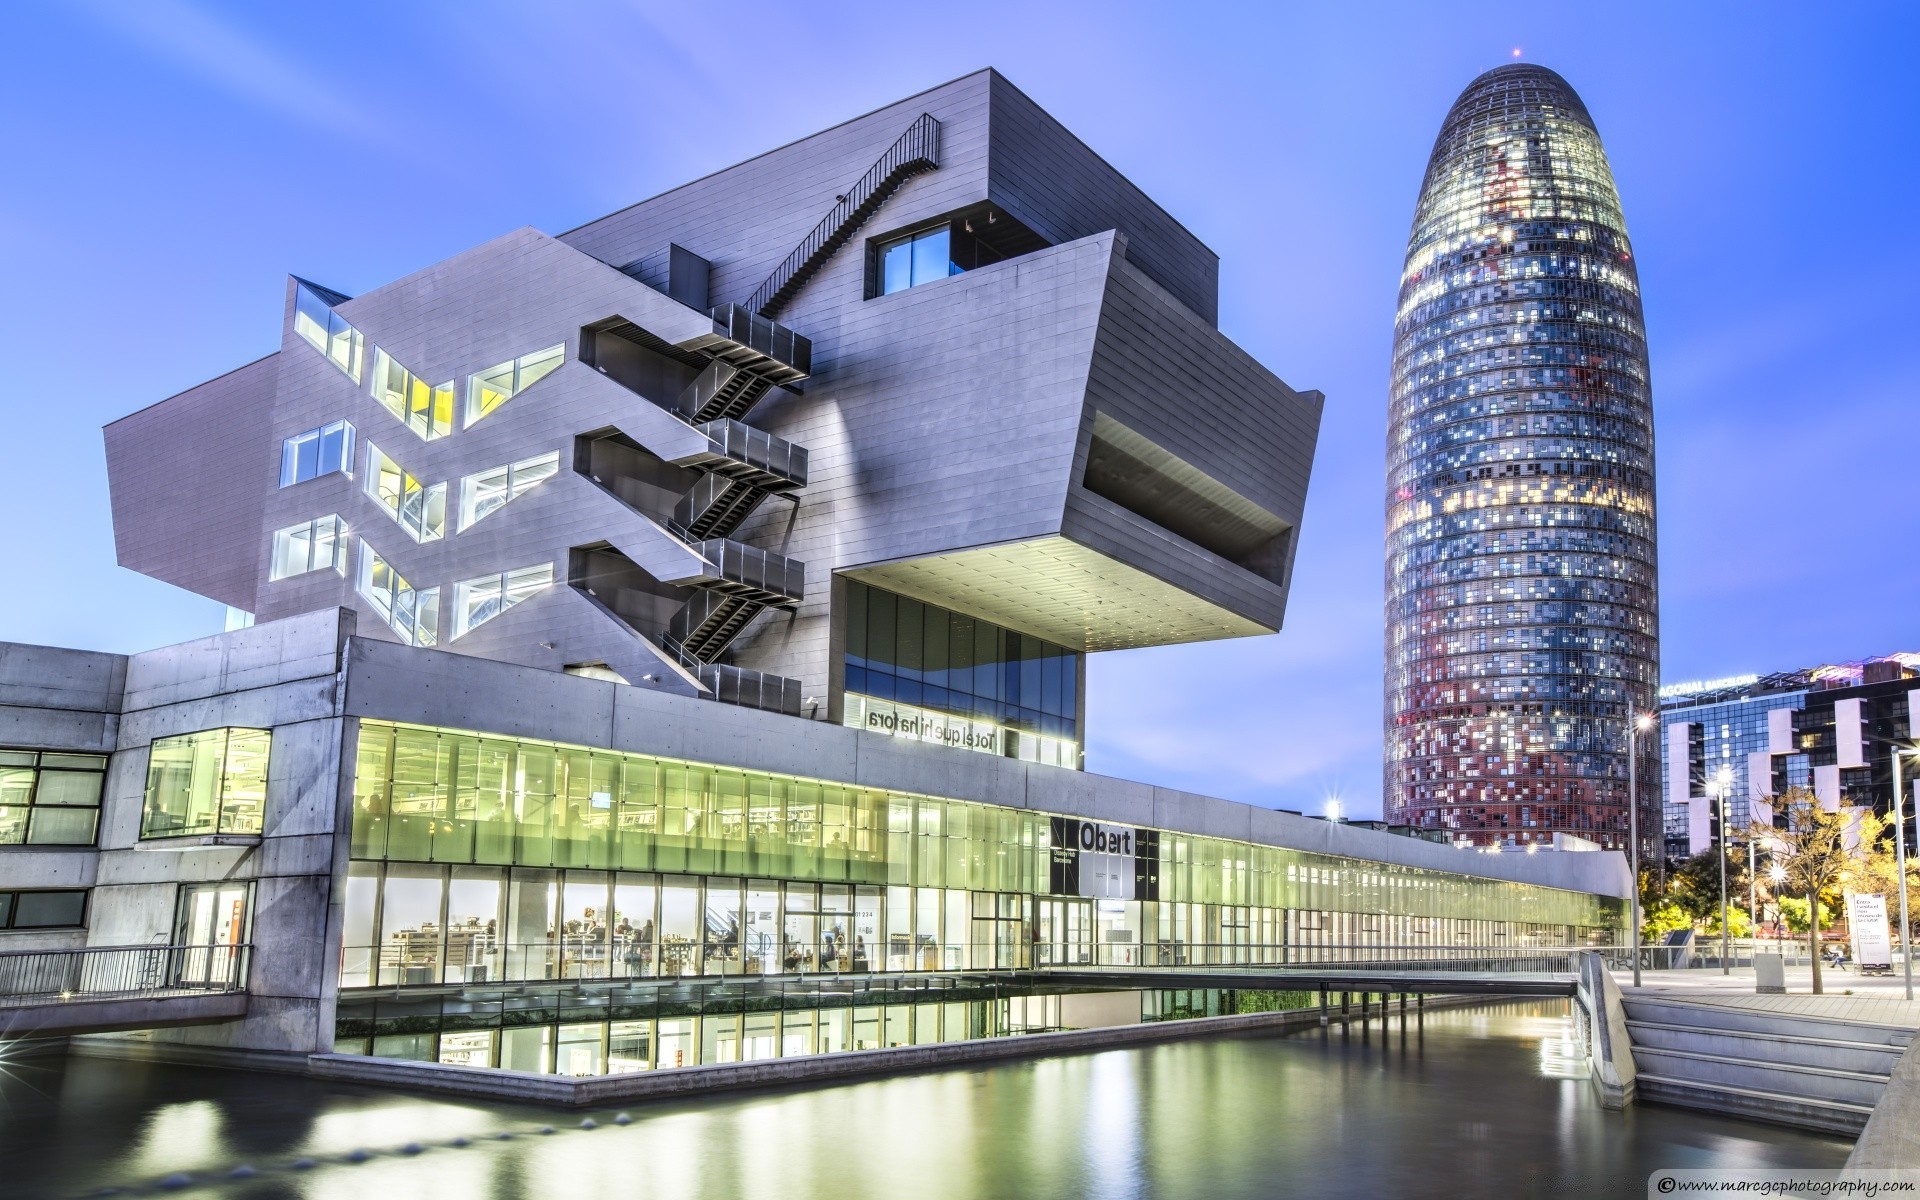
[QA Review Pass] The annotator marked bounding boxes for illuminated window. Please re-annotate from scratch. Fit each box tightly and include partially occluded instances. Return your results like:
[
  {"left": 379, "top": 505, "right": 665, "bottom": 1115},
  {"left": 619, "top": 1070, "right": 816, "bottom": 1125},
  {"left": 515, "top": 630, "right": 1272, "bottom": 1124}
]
[
  {"left": 459, "top": 451, "right": 560, "bottom": 530},
  {"left": 0, "top": 749, "right": 107, "bottom": 846},
  {"left": 292, "top": 282, "right": 365, "bottom": 383},
  {"left": 364, "top": 443, "right": 445, "bottom": 542},
  {"left": 465, "top": 345, "right": 564, "bottom": 427},
  {"left": 356, "top": 540, "right": 439, "bottom": 646},
  {"left": 279, "top": 421, "right": 355, "bottom": 487},
  {"left": 140, "top": 727, "right": 272, "bottom": 839},
  {"left": 269, "top": 515, "right": 349, "bottom": 580},
  {"left": 372, "top": 348, "right": 455, "bottom": 441},
  {"left": 451, "top": 563, "right": 555, "bottom": 638}
]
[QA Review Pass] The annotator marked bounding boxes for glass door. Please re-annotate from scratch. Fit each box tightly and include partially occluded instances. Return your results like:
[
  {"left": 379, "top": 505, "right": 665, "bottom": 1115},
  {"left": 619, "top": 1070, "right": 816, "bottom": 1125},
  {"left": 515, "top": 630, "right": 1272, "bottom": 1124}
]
[{"left": 174, "top": 882, "right": 250, "bottom": 986}]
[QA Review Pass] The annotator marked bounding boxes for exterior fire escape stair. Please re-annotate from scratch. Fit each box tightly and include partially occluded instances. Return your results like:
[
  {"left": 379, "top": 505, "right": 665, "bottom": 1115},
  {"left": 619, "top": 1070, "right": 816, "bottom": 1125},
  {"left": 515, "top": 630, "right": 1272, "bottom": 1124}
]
[{"left": 745, "top": 113, "right": 941, "bottom": 318}]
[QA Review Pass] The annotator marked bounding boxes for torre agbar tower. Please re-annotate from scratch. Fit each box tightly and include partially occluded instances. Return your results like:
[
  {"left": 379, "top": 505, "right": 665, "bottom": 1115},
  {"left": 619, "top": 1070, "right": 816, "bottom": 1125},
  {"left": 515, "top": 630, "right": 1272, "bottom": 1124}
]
[{"left": 1385, "top": 64, "right": 1659, "bottom": 852}]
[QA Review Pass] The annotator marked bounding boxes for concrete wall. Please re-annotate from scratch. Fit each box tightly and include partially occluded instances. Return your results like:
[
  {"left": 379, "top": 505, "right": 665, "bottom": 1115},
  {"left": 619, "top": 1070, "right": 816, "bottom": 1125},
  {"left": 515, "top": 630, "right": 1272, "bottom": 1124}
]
[{"left": 81, "top": 609, "right": 355, "bottom": 1055}]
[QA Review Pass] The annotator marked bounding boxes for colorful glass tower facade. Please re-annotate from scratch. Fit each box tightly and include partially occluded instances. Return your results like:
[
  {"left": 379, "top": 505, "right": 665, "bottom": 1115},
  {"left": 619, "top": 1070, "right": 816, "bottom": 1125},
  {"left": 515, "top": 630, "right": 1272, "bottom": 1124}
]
[{"left": 1386, "top": 64, "right": 1659, "bottom": 852}]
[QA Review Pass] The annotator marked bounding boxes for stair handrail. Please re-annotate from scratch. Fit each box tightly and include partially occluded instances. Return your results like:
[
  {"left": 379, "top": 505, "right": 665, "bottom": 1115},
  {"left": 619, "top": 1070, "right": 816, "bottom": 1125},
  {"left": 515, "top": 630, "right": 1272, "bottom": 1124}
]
[{"left": 746, "top": 113, "right": 941, "bottom": 317}]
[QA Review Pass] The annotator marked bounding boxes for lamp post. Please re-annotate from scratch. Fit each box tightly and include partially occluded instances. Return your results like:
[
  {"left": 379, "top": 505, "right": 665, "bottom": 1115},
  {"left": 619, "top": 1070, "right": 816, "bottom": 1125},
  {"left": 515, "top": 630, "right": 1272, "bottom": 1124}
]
[
  {"left": 1892, "top": 747, "right": 1915, "bottom": 1002},
  {"left": 1716, "top": 766, "right": 1733, "bottom": 975},
  {"left": 1629, "top": 713, "right": 1653, "bottom": 987}
]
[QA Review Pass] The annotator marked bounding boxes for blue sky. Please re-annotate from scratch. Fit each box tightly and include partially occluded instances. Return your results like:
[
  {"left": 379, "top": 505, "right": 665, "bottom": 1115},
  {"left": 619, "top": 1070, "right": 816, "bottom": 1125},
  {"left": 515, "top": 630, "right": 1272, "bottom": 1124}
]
[{"left": 1, "top": 2, "right": 1914, "bottom": 818}]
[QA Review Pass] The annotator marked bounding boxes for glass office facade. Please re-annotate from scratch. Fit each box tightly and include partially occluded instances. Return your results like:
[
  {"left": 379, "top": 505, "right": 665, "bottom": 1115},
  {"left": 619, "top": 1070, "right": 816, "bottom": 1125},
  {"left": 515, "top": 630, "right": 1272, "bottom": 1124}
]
[
  {"left": 345, "top": 721, "right": 1620, "bottom": 984},
  {"left": 842, "top": 580, "right": 1079, "bottom": 767},
  {"left": 1385, "top": 64, "right": 1659, "bottom": 850}
]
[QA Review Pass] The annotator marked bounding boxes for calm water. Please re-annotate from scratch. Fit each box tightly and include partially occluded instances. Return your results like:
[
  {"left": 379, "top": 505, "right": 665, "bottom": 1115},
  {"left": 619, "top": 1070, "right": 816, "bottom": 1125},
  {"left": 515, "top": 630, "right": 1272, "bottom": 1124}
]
[{"left": 1, "top": 1001, "right": 1847, "bottom": 1199}]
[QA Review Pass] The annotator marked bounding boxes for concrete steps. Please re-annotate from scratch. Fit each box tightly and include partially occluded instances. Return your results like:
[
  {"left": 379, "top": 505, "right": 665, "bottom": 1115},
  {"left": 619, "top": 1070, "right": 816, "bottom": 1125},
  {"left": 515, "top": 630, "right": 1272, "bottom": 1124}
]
[{"left": 1620, "top": 996, "right": 1914, "bottom": 1135}]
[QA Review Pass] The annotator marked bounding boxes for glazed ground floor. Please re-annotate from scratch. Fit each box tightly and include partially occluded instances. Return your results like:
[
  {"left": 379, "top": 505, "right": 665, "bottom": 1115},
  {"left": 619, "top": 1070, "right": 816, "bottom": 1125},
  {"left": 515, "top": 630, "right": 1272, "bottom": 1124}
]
[{"left": 332, "top": 979, "right": 1315, "bottom": 1077}]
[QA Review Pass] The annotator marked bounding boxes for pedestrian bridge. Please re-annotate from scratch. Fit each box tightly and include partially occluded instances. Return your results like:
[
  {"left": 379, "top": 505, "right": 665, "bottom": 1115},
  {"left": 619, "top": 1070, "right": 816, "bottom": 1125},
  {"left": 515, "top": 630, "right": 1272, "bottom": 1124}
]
[{"left": 0, "top": 944, "right": 250, "bottom": 1038}]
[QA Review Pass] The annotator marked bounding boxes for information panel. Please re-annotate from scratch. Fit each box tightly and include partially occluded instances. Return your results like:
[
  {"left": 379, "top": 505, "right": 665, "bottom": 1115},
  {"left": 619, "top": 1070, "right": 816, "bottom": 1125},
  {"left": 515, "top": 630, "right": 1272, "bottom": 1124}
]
[{"left": 1048, "top": 817, "right": 1159, "bottom": 900}]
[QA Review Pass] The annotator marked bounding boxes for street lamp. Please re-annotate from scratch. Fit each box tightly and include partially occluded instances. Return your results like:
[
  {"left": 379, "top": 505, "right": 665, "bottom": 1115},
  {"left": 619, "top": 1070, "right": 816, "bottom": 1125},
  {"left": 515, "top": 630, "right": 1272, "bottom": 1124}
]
[
  {"left": 1715, "top": 765, "right": 1734, "bottom": 976},
  {"left": 1891, "top": 746, "right": 1917, "bottom": 1001},
  {"left": 1628, "top": 712, "right": 1654, "bottom": 987}
]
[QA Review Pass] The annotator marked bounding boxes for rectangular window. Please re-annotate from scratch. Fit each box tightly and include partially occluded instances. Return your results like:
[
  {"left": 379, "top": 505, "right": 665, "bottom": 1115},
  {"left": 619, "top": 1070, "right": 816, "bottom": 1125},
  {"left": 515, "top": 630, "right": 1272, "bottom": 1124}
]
[
  {"left": 269, "top": 515, "right": 349, "bottom": 581},
  {"left": 356, "top": 540, "right": 439, "bottom": 646},
  {"left": 452, "top": 563, "right": 555, "bottom": 639},
  {"left": 279, "top": 421, "right": 355, "bottom": 487},
  {"left": 291, "top": 282, "right": 365, "bottom": 383},
  {"left": 875, "top": 225, "right": 956, "bottom": 296},
  {"left": 0, "top": 749, "right": 107, "bottom": 847},
  {"left": 458, "top": 451, "right": 560, "bottom": 530},
  {"left": 140, "top": 728, "right": 272, "bottom": 839},
  {"left": 0, "top": 889, "right": 88, "bottom": 929},
  {"left": 371, "top": 347, "right": 454, "bottom": 441},
  {"left": 364, "top": 444, "right": 445, "bottom": 542},
  {"left": 465, "top": 345, "right": 564, "bottom": 427}
]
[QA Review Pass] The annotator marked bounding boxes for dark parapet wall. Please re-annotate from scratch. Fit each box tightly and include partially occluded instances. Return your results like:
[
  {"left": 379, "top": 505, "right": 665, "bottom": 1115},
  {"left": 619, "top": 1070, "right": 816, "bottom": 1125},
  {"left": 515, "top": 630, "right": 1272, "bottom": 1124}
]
[
  {"left": 104, "top": 354, "right": 282, "bottom": 613},
  {"left": 1384, "top": 64, "right": 1660, "bottom": 853}
]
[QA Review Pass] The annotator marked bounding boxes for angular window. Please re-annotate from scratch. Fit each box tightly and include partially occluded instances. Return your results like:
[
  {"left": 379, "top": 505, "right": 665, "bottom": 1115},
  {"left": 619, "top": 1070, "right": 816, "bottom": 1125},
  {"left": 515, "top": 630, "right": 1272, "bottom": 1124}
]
[
  {"left": 0, "top": 749, "right": 107, "bottom": 847},
  {"left": 459, "top": 451, "right": 561, "bottom": 530},
  {"left": 356, "top": 539, "right": 439, "bottom": 646},
  {"left": 465, "top": 344, "right": 564, "bottom": 427},
  {"left": 372, "top": 348, "right": 455, "bottom": 441},
  {"left": 140, "top": 727, "right": 272, "bottom": 839},
  {"left": 452, "top": 563, "right": 555, "bottom": 639},
  {"left": 269, "top": 515, "right": 349, "bottom": 580},
  {"left": 364, "top": 444, "right": 445, "bottom": 542},
  {"left": 0, "top": 889, "right": 88, "bottom": 929},
  {"left": 292, "top": 282, "right": 365, "bottom": 383},
  {"left": 279, "top": 420, "right": 355, "bottom": 487},
  {"left": 876, "top": 226, "right": 956, "bottom": 296}
]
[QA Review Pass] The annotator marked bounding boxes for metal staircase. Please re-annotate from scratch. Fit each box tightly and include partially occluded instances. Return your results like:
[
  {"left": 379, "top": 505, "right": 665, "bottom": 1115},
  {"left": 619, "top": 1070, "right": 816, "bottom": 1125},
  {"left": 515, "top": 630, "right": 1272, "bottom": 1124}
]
[
  {"left": 581, "top": 306, "right": 813, "bottom": 714},
  {"left": 745, "top": 113, "right": 941, "bottom": 317}
]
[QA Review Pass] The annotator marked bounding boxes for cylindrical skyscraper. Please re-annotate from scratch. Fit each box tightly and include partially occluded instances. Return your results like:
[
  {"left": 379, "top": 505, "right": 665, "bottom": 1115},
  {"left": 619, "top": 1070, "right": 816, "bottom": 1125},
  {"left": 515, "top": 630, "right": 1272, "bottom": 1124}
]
[{"left": 1386, "top": 64, "right": 1659, "bottom": 855}]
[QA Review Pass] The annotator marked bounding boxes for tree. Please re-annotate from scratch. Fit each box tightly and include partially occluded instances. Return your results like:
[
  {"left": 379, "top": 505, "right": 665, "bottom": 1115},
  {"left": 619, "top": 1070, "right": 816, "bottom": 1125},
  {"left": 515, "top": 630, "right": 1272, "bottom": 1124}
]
[
  {"left": 1777, "top": 896, "right": 1832, "bottom": 934},
  {"left": 1853, "top": 819, "right": 1920, "bottom": 941},
  {"left": 1754, "top": 789, "right": 1884, "bottom": 995}
]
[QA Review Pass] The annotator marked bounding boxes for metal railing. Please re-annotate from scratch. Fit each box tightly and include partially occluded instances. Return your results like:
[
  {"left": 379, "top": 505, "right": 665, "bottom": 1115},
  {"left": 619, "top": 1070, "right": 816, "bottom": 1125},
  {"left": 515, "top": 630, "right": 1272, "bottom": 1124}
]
[
  {"left": 341, "top": 940, "right": 1595, "bottom": 990},
  {"left": 745, "top": 113, "right": 941, "bottom": 318},
  {"left": 0, "top": 943, "right": 251, "bottom": 1006}
]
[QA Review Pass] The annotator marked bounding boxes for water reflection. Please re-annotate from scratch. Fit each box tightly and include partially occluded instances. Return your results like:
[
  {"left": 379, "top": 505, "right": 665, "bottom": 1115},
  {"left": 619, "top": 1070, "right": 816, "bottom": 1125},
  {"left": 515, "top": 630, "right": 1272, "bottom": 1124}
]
[{"left": 2, "top": 1001, "right": 1848, "bottom": 1200}]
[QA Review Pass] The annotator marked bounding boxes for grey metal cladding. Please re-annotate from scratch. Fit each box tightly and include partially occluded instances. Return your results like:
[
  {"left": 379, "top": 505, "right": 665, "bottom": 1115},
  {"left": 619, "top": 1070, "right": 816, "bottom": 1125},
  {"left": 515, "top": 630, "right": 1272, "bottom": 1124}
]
[
  {"left": 558, "top": 73, "right": 996, "bottom": 306},
  {"left": 984, "top": 72, "right": 1219, "bottom": 326},
  {"left": 104, "top": 354, "right": 281, "bottom": 612}
]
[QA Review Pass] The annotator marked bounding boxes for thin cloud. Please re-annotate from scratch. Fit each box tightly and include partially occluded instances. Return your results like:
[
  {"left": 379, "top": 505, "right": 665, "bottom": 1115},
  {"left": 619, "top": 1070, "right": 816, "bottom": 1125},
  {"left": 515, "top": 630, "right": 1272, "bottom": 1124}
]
[{"left": 71, "top": 0, "right": 396, "bottom": 150}]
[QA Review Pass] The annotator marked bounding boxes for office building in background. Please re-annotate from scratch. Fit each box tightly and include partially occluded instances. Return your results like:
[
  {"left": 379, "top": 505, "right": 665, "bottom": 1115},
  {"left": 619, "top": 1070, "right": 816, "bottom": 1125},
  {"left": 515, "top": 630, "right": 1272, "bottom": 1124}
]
[
  {"left": 1385, "top": 64, "right": 1660, "bottom": 853},
  {"left": 1659, "top": 653, "right": 1920, "bottom": 860}
]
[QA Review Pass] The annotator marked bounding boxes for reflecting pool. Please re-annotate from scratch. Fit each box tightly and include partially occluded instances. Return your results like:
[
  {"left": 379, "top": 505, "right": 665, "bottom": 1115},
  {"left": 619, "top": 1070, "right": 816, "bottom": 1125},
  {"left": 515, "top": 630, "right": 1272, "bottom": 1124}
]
[{"left": 2, "top": 1001, "right": 1847, "bottom": 1199}]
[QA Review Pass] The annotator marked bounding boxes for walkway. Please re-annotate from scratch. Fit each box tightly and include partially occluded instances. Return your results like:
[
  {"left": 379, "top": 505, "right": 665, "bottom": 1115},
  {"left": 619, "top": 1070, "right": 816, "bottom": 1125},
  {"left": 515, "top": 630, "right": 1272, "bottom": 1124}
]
[{"left": 1618, "top": 966, "right": 1920, "bottom": 1028}]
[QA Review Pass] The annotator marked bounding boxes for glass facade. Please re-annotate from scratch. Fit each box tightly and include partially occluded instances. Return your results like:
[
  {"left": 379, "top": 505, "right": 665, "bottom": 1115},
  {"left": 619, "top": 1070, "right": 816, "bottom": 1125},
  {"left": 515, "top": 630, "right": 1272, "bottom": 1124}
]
[
  {"left": 465, "top": 344, "right": 563, "bottom": 427},
  {"left": 0, "top": 749, "right": 107, "bottom": 845},
  {"left": 371, "top": 348, "right": 455, "bottom": 442},
  {"left": 1386, "top": 65, "right": 1659, "bottom": 850},
  {"left": 344, "top": 721, "right": 1621, "bottom": 997},
  {"left": 291, "top": 282, "right": 364, "bottom": 384},
  {"left": 279, "top": 420, "right": 354, "bottom": 488},
  {"left": 842, "top": 580, "right": 1079, "bottom": 766},
  {"left": 140, "top": 728, "right": 272, "bottom": 839}
]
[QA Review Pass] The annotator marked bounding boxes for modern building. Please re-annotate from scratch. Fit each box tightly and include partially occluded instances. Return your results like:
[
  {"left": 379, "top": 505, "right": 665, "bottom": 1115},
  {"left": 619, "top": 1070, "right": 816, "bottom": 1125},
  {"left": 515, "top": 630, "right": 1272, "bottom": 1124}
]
[
  {"left": 0, "top": 72, "right": 1629, "bottom": 1084},
  {"left": 106, "top": 69, "right": 1321, "bottom": 777},
  {"left": 1384, "top": 64, "right": 1660, "bottom": 854},
  {"left": 1, "top": 610, "right": 1626, "bottom": 1076},
  {"left": 1660, "top": 653, "right": 1920, "bottom": 860}
]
